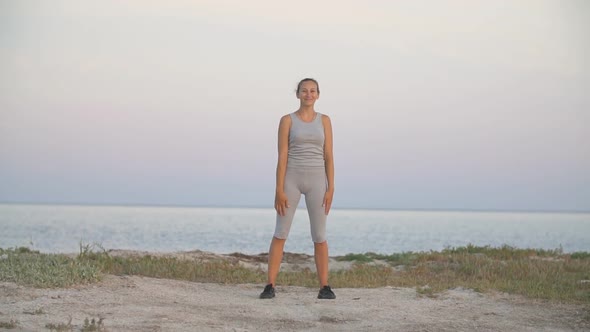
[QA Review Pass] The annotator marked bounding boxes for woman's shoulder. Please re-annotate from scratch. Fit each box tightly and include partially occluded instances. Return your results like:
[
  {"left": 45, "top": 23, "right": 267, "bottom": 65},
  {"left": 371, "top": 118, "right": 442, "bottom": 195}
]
[
  {"left": 279, "top": 113, "right": 293, "bottom": 127},
  {"left": 280, "top": 113, "right": 293, "bottom": 121},
  {"left": 320, "top": 113, "right": 331, "bottom": 124}
]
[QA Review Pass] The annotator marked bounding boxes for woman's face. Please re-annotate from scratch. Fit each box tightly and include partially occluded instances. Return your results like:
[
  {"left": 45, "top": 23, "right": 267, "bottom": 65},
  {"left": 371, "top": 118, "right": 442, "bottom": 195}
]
[{"left": 297, "top": 81, "right": 319, "bottom": 106}]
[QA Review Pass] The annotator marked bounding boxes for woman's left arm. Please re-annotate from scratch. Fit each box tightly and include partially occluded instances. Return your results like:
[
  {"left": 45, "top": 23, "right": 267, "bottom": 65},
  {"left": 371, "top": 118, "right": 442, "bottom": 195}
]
[{"left": 322, "top": 115, "right": 334, "bottom": 215}]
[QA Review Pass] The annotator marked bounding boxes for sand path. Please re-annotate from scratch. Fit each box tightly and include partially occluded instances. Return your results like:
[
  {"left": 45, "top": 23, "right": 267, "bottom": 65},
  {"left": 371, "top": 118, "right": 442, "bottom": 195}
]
[{"left": 1, "top": 275, "right": 588, "bottom": 331}]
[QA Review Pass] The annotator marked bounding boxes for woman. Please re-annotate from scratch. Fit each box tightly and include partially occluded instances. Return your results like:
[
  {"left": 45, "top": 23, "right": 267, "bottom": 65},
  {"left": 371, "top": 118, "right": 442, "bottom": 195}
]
[{"left": 260, "top": 78, "right": 336, "bottom": 300}]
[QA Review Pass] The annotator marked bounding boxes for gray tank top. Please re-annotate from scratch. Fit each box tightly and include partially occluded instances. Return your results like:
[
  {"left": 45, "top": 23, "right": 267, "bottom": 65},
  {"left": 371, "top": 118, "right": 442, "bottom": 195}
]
[{"left": 287, "top": 112, "right": 325, "bottom": 168}]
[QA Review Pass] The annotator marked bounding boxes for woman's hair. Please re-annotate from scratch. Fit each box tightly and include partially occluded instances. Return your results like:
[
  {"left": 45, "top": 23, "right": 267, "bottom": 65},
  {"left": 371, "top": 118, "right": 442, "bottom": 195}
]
[{"left": 296, "top": 78, "right": 320, "bottom": 94}]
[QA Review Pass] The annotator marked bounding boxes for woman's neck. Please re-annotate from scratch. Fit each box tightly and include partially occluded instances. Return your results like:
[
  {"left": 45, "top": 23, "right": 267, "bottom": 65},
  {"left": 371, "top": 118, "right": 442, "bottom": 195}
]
[
  {"left": 297, "top": 106, "right": 315, "bottom": 113},
  {"left": 295, "top": 107, "right": 317, "bottom": 122}
]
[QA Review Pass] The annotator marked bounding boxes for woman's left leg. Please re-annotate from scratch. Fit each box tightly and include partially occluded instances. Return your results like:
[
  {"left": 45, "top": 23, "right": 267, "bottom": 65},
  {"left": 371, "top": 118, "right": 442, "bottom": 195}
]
[
  {"left": 304, "top": 168, "right": 330, "bottom": 287},
  {"left": 313, "top": 240, "right": 329, "bottom": 287}
]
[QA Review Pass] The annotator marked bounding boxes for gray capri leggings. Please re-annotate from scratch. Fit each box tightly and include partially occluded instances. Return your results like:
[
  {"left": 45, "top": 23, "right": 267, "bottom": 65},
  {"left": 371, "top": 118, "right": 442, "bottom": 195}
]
[{"left": 274, "top": 167, "right": 328, "bottom": 243}]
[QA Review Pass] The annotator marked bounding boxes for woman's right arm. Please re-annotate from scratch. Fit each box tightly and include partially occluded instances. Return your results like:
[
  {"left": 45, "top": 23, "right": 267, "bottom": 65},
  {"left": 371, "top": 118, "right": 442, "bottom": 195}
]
[{"left": 275, "top": 115, "right": 291, "bottom": 216}]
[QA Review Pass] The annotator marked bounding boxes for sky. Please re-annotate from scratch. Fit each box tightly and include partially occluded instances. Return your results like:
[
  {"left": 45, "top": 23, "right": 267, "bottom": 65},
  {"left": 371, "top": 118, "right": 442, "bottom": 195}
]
[{"left": 1, "top": 0, "right": 589, "bottom": 212}]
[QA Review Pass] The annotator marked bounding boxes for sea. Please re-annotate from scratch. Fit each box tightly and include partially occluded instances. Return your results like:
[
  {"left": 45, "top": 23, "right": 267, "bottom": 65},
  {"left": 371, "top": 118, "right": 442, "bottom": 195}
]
[{"left": 0, "top": 204, "right": 589, "bottom": 255}]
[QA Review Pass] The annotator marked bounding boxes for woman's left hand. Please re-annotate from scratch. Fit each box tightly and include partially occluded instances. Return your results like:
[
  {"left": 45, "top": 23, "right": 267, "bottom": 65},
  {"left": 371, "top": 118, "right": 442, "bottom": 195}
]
[{"left": 322, "top": 190, "right": 334, "bottom": 215}]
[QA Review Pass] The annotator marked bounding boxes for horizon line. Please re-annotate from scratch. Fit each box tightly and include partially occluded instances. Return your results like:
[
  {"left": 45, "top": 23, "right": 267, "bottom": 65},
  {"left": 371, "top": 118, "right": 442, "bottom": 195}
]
[{"left": 1, "top": 200, "right": 589, "bottom": 214}]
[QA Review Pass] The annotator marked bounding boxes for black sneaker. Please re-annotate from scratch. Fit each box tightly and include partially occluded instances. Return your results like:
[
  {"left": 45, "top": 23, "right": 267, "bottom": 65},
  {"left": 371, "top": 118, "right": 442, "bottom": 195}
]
[
  {"left": 259, "top": 284, "right": 275, "bottom": 299},
  {"left": 317, "top": 285, "right": 336, "bottom": 299}
]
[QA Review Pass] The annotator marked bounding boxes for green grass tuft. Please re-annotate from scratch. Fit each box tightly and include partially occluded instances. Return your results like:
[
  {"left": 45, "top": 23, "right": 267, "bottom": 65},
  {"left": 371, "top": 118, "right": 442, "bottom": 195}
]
[
  {"left": 0, "top": 247, "right": 101, "bottom": 288},
  {"left": 81, "top": 317, "right": 106, "bottom": 332},
  {"left": 336, "top": 253, "right": 374, "bottom": 263},
  {"left": 571, "top": 252, "right": 590, "bottom": 260},
  {"left": 335, "top": 252, "right": 419, "bottom": 265}
]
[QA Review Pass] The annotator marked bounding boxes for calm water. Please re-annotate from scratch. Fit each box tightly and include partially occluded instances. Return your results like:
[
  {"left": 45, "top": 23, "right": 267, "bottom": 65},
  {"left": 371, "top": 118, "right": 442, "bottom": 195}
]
[{"left": 0, "top": 204, "right": 589, "bottom": 255}]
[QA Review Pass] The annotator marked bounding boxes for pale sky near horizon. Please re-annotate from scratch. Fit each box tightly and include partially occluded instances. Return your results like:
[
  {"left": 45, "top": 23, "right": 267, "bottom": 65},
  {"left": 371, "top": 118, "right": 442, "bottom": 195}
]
[{"left": 1, "top": 0, "right": 589, "bottom": 211}]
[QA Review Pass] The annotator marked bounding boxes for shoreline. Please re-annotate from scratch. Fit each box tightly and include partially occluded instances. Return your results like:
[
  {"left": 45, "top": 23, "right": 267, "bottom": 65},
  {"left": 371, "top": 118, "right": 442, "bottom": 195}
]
[
  {"left": 7, "top": 241, "right": 590, "bottom": 258},
  {"left": 3, "top": 201, "right": 590, "bottom": 214}
]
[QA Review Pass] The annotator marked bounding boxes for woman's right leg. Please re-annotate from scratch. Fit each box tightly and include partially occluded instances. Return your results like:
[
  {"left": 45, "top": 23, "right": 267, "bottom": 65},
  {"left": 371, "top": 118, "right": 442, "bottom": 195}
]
[
  {"left": 267, "top": 236, "right": 286, "bottom": 286},
  {"left": 266, "top": 169, "right": 301, "bottom": 286}
]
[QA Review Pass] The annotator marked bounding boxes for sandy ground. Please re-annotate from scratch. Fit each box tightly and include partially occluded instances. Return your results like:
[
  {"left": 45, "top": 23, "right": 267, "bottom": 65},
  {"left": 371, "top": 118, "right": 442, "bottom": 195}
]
[{"left": 1, "top": 251, "right": 589, "bottom": 332}]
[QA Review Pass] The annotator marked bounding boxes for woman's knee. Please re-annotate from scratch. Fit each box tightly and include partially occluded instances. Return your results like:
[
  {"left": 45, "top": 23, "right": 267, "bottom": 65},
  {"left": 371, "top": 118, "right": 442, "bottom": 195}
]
[
  {"left": 311, "top": 233, "right": 327, "bottom": 243},
  {"left": 272, "top": 235, "right": 287, "bottom": 242}
]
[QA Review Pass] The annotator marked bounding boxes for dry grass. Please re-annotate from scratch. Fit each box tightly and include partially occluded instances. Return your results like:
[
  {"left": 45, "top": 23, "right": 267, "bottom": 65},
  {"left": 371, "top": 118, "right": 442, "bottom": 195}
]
[
  {"left": 0, "top": 319, "right": 18, "bottom": 329},
  {"left": 45, "top": 316, "right": 72, "bottom": 331},
  {"left": 1, "top": 244, "right": 589, "bottom": 304}
]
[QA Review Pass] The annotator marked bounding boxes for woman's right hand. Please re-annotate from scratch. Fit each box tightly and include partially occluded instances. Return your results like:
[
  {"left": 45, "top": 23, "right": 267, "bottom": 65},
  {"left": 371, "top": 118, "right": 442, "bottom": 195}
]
[{"left": 275, "top": 191, "right": 290, "bottom": 216}]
